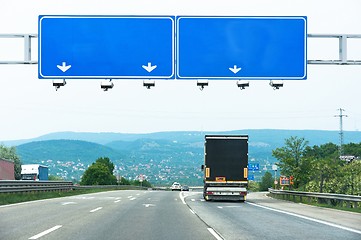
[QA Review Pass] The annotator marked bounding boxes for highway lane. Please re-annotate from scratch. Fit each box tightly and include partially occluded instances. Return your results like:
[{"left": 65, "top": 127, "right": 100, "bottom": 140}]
[
  {"left": 1, "top": 190, "right": 360, "bottom": 240},
  {"left": 0, "top": 190, "right": 215, "bottom": 240},
  {"left": 184, "top": 191, "right": 361, "bottom": 240}
]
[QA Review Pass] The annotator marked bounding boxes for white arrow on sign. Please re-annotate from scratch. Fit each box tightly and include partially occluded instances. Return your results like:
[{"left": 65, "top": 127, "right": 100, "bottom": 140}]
[
  {"left": 229, "top": 65, "right": 241, "bottom": 74},
  {"left": 142, "top": 62, "right": 157, "bottom": 73},
  {"left": 57, "top": 62, "right": 72, "bottom": 72}
]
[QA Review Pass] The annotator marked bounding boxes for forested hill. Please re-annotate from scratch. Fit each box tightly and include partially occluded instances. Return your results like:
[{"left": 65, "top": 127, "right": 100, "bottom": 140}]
[
  {"left": 10, "top": 130, "right": 361, "bottom": 184},
  {"left": 16, "top": 140, "right": 124, "bottom": 163},
  {"left": 4, "top": 129, "right": 361, "bottom": 147}
]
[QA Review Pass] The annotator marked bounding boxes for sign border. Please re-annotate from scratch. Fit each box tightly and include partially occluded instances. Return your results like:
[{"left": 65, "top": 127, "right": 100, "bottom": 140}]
[
  {"left": 176, "top": 16, "right": 307, "bottom": 80},
  {"left": 38, "top": 15, "right": 175, "bottom": 79}
]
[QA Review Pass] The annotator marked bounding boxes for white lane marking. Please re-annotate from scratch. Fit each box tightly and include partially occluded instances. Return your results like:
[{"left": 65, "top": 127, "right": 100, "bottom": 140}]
[
  {"left": 247, "top": 202, "right": 361, "bottom": 235},
  {"left": 189, "top": 209, "right": 195, "bottom": 214},
  {"left": 127, "top": 196, "right": 133, "bottom": 199},
  {"left": 90, "top": 207, "right": 103, "bottom": 213},
  {"left": 200, "top": 199, "right": 205, "bottom": 202},
  {"left": 143, "top": 204, "right": 155, "bottom": 208},
  {"left": 207, "top": 228, "right": 223, "bottom": 240},
  {"left": 136, "top": 193, "right": 140, "bottom": 196},
  {"left": 179, "top": 192, "right": 186, "bottom": 205},
  {"left": 114, "top": 200, "right": 121, "bottom": 203},
  {"left": 191, "top": 199, "right": 195, "bottom": 202},
  {"left": 129, "top": 197, "right": 136, "bottom": 201},
  {"left": 115, "top": 197, "right": 122, "bottom": 200},
  {"left": 61, "top": 202, "right": 76, "bottom": 205},
  {"left": 29, "top": 225, "right": 62, "bottom": 239},
  {"left": 217, "top": 206, "right": 223, "bottom": 209}
]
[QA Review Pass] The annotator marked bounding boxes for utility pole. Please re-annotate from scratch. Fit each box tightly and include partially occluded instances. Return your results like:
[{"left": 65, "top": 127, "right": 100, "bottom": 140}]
[{"left": 334, "top": 108, "right": 348, "bottom": 157}]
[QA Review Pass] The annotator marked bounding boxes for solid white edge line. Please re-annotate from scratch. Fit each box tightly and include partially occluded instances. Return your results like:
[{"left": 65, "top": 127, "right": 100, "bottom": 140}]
[
  {"left": 29, "top": 225, "right": 62, "bottom": 239},
  {"left": 207, "top": 228, "right": 223, "bottom": 240},
  {"left": 247, "top": 202, "right": 361, "bottom": 235},
  {"left": 90, "top": 207, "right": 103, "bottom": 213},
  {"left": 189, "top": 209, "right": 195, "bottom": 214},
  {"left": 179, "top": 192, "right": 186, "bottom": 204}
]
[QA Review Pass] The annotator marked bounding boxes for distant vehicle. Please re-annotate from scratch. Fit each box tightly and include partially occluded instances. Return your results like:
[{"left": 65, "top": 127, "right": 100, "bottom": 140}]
[
  {"left": 181, "top": 185, "right": 189, "bottom": 191},
  {"left": 171, "top": 182, "right": 181, "bottom": 191},
  {"left": 21, "top": 164, "right": 48, "bottom": 181},
  {"left": 202, "top": 135, "right": 248, "bottom": 201}
]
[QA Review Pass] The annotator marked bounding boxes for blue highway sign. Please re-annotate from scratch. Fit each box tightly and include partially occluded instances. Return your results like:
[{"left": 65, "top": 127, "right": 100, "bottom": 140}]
[
  {"left": 176, "top": 16, "right": 307, "bottom": 80},
  {"left": 39, "top": 16, "right": 175, "bottom": 79},
  {"left": 248, "top": 163, "right": 260, "bottom": 171}
]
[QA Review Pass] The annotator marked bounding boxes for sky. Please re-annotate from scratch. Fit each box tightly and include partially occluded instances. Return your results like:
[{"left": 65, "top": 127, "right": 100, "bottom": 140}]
[{"left": 0, "top": 0, "right": 361, "bottom": 141}]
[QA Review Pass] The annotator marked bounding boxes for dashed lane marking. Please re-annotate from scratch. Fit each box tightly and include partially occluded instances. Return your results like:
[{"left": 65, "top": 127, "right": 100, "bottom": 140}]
[
  {"left": 89, "top": 207, "right": 103, "bottom": 213},
  {"left": 61, "top": 202, "right": 76, "bottom": 205},
  {"left": 207, "top": 228, "right": 223, "bottom": 240},
  {"left": 29, "top": 225, "right": 62, "bottom": 239}
]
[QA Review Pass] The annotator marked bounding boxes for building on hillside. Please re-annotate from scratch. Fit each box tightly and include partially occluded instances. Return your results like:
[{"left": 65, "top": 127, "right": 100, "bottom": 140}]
[
  {"left": 0, "top": 158, "right": 15, "bottom": 180},
  {"left": 21, "top": 164, "right": 49, "bottom": 181}
]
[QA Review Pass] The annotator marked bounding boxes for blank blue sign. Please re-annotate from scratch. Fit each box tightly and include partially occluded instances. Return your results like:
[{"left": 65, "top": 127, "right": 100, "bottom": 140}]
[
  {"left": 39, "top": 16, "right": 175, "bottom": 79},
  {"left": 176, "top": 16, "right": 307, "bottom": 80}
]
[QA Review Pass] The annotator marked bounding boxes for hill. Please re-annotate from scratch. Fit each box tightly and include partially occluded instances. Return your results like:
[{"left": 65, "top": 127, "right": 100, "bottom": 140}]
[
  {"left": 4, "top": 129, "right": 360, "bottom": 147},
  {"left": 11, "top": 129, "right": 361, "bottom": 185}
]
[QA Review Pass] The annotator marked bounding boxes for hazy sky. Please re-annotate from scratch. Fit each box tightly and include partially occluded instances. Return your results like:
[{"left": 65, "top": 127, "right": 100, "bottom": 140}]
[{"left": 1, "top": 0, "right": 361, "bottom": 141}]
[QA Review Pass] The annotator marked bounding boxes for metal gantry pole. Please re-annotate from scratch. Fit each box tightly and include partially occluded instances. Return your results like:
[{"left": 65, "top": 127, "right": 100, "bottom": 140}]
[{"left": 0, "top": 34, "right": 38, "bottom": 64}]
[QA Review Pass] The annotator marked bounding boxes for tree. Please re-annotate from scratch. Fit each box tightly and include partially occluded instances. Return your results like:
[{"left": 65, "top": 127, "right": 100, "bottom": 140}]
[
  {"left": 259, "top": 172, "right": 273, "bottom": 191},
  {"left": 132, "top": 179, "right": 152, "bottom": 188},
  {"left": 80, "top": 157, "right": 117, "bottom": 185},
  {"left": 0, "top": 144, "right": 22, "bottom": 179},
  {"left": 304, "top": 143, "right": 340, "bottom": 193},
  {"left": 272, "top": 136, "right": 310, "bottom": 189},
  {"left": 48, "top": 175, "right": 64, "bottom": 181},
  {"left": 94, "top": 157, "right": 115, "bottom": 174}
]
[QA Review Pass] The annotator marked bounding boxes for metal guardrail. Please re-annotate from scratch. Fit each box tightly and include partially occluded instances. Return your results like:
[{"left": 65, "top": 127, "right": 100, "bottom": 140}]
[
  {"left": 0, "top": 180, "right": 73, "bottom": 193},
  {"left": 269, "top": 188, "right": 361, "bottom": 208}
]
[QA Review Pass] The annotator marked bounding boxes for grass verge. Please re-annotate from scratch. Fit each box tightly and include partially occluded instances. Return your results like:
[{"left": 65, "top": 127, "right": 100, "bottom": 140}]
[{"left": 268, "top": 193, "right": 361, "bottom": 214}]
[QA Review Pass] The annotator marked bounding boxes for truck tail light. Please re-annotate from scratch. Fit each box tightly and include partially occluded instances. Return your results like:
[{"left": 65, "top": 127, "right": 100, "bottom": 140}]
[
  {"left": 206, "top": 191, "right": 214, "bottom": 195},
  {"left": 240, "top": 192, "right": 247, "bottom": 196}
]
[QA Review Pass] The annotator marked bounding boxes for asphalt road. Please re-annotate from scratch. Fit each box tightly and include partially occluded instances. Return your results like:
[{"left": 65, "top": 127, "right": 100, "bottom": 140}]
[
  {"left": 0, "top": 190, "right": 360, "bottom": 240},
  {"left": 184, "top": 191, "right": 361, "bottom": 240},
  {"left": 0, "top": 190, "right": 213, "bottom": 240}
]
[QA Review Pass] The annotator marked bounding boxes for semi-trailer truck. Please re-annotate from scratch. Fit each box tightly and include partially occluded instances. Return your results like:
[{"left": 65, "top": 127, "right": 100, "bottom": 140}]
[
  {"left": 21, "top": 164, "right": 48, "bottom": 181},
  {"left": 202, "top": 135, "right": 248, "bottom": 201}
]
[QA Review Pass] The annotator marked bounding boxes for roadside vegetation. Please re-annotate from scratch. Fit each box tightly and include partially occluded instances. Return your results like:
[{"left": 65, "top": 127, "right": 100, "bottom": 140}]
[
  {"left": 261, "top": 136, "right": 361, "bottom": 212},
  {"left": 0, "top": 144, "right": 22, "bottom": 179},
  {"left": 271, "top": 137, "right": 361, "bottom": 195}
]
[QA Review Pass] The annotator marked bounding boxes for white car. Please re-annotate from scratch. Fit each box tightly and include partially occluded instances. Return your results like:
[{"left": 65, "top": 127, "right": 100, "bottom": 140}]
[{"left": 171, "top": 182, "right": 181, "bottom": 191}]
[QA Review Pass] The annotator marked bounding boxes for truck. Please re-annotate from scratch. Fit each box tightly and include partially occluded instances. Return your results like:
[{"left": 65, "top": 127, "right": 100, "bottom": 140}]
[
  {"left": 202, "top": 135, "right": 248, "bottom": 201},
  {"left": 21, "top": 164, "right": 48, "bottom": 181}
]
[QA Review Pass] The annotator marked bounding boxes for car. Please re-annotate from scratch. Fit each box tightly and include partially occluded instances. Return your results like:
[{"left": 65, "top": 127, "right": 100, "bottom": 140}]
[
  {"left": 171, "top": 182, "right": 181, "bottom": 191},
  {"left": 181, "top": 185, "right": 189, "bottom": 191}
]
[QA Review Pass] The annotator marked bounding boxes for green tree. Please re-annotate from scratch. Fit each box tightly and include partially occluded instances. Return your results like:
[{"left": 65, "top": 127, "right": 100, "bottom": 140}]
[
  {"left": 119, "top": 177, "right": 131, "bottom": 185},
  {"left": 0, "top": 144, "right": 22, "bottom": 179},
  {"left": 260, "top": 171, "right": 274, "bottom": 191},
  {"left": 337, "top": 160, "right": 361, "bottom": 195},
  {"left": 132, "top": 179, "right": 152, "bottom": 188},
  {"left": 272, "top": 136, "right": 310, "bottom": 189},
  {"left": 304, "top": 143, "right": 340, "bottom": 193},
  {"left": 48, "top": 175, "right": 64, "bottom": 181},
  {"left": 248, "top": 180, "right": 260, "bottom": 192},
  {"left": 80, "top": 157, "right": 117, "bottom": 185},
  {"left": 95, "top": 157, "right": 115, "bottom": 174}
]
